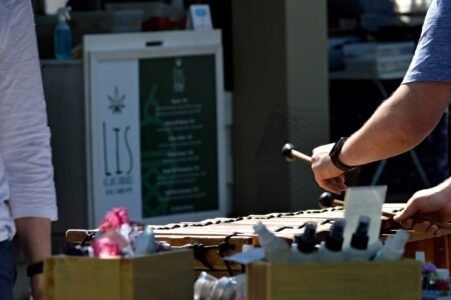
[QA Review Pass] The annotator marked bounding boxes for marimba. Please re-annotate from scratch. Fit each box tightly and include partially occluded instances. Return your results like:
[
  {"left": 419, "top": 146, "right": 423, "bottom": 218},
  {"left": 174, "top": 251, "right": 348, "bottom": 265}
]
[{"left": 66, "top": 203, "right": 451, "bottom": 277}]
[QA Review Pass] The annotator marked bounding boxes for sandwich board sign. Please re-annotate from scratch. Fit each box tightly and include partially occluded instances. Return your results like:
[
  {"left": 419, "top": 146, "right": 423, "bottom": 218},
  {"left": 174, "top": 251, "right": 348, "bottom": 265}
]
[{"left": 84, "top": 30, "right": 226, "bottom": 226}]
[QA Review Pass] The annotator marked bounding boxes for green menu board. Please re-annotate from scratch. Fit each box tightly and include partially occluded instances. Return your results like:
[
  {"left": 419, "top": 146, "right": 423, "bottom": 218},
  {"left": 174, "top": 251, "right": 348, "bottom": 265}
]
[{"left": 139, "top": 55, "right": 218, "bottom": 218}]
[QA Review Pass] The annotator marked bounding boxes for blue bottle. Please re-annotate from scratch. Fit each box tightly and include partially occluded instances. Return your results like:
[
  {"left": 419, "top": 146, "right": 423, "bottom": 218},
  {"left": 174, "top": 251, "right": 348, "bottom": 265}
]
[{"left": 54, "top": 7, "right": 72, "bottom": 60}]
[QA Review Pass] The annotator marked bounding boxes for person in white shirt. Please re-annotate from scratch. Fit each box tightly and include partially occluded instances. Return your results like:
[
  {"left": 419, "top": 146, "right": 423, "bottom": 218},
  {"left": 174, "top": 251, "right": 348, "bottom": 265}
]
[{"left": 0, "top": 1, "right": 58, "bottom": 299}]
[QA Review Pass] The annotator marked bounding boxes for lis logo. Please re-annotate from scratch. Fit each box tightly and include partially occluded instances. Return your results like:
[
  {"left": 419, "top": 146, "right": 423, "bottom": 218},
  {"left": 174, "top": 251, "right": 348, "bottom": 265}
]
[{"left": 108, "top": 86, "right": 126, "bottom": 114}]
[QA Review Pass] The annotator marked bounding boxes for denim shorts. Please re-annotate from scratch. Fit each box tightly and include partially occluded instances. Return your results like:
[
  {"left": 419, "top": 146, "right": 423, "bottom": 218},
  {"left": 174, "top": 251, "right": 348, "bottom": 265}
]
[{"left": 0, "top": 240, "right": 16, "bottom": 300}]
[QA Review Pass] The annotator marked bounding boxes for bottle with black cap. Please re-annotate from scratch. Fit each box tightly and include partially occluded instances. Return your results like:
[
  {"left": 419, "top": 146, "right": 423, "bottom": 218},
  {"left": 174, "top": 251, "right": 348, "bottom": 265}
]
[
  {"left": 318, "top": 219, "right": 346, "bottom": 262},
  {"left": 291, "top": 222, "right": 319, "bottom": 262},
  {"left": 344, "top": 215, "right": 372, "bottom": 261}
]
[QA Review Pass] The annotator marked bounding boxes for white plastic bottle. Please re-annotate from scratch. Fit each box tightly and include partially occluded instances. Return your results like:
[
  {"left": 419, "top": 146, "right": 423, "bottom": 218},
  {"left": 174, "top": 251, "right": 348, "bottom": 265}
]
[
  {"left": 374, "top": 229, "right": 409, "bottom": 261},
  {"left": 367, "top": 239, "right": 383, "bottom": 260},
  {"left": 318, "top": 219, "right": 345, "bottom": 262},
  {"left": 54, "top": 7, "right": 73, "bottom": 60},
  {"left": 194, "top": 271, "right": 218, "bottom": 300},
  {"left": 344, "top": 215, "right": 372, "bottom": 261},
  {"left": 134, "top": 227, "right": 155, "bottom": 255},
  {"left": 253, "top": 222, "right": 290, "bottom": 263}
]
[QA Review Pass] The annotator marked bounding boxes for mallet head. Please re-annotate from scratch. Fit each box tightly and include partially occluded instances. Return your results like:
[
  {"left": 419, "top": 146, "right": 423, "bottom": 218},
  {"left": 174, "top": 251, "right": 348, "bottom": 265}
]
[
  {"left": 319, "top": 192, "right": 335, "bottom": 208},
  {"left": 281, "top": 143, "right": 295, "bottom": 162}
]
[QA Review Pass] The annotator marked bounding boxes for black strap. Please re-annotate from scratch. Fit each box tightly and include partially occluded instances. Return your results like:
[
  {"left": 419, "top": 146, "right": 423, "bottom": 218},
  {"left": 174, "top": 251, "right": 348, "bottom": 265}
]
[{"left": 26, "top": 261, "right": 43, "bottom": 277}]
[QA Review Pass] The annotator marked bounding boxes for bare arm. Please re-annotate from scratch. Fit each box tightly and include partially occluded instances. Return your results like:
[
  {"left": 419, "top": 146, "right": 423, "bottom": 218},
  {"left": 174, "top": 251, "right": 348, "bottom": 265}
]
[
  {"left": 339, "top": 82, "right": 451, "bottom": 166},
  {"left": 311, "top": 81, "right": 451, "bottom": 193},
  {"left": 15, "top": 217, "right": 51, "bottom": 300}
]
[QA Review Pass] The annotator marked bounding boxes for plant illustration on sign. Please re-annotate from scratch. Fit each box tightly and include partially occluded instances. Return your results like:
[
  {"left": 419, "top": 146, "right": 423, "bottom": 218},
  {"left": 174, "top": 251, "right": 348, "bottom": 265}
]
[{"left": 108, "top": 86, "right": 126, "bottom": 114}]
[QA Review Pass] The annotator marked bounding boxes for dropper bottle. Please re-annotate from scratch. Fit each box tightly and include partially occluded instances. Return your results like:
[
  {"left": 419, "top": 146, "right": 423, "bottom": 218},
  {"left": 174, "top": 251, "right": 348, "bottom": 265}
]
[
  {"left": 291, "top": 222, "right": 318, "bottom": 262},
  {"left": 253, "top": 222, "right": 290, "bottom": 263},
  {"left": 344, "top": 215, "right": 372, "bottom": 261},
  {"left": 318, "top": 219, "right": 345, "bottom": 262}
]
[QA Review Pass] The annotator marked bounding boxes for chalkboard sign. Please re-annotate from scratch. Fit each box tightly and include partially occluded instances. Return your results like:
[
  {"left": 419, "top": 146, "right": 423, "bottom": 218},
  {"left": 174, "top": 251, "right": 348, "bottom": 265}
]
[{"left": 84, "top": 31, "right": 226, "bottom": 226}]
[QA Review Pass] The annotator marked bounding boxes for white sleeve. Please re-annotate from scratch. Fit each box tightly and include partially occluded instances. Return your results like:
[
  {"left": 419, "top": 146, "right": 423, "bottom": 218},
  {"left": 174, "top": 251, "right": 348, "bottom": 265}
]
[{"left": 0, "top": 0, "right": 57, "bottom": 220}]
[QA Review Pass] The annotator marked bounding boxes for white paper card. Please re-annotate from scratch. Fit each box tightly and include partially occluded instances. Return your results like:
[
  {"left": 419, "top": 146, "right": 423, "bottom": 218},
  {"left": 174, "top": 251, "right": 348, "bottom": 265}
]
[
  {"left": 188, "top": 5, "right": 213, "bottom": 31},
  {"left": 343, "top": 186, "right": 387, "bottom": 249}
]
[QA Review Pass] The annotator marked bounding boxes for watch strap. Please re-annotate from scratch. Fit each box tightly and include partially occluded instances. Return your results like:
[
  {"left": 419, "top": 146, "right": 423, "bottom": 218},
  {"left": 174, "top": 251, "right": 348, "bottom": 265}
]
[
  {"left": 329, "top": 137, "right": 356, "bottom": 172},
  {"left": 27, "top": 261, "right": 44, "bottom": 277}
]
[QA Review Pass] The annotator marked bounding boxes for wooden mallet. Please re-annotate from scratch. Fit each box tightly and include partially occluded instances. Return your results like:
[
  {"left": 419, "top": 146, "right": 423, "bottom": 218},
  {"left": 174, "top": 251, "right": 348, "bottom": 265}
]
[
  {"left": 319, "top": 191, "right": 398, "bottom": 219},
  {"left": 319, "top": 192, "right": 451, "bottom": 231},
  {"left": 318, "top": 192, "right": 345, "bottom": 209},
  {"left": 281, "top": 143, "right": 312, "bottom": 164}
]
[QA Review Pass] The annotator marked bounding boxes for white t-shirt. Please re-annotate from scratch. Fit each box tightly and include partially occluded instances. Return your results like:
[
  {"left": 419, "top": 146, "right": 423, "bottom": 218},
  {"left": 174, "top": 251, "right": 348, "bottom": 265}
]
[{"left": 0, "top": 0, "right": 58, "bottom": 241}]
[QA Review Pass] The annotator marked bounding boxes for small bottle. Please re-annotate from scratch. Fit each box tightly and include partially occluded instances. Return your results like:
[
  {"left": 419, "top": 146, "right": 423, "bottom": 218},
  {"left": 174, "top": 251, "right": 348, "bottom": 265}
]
[
  {"left": 210, "top": 277, "right": 238, "bottom": 300},
  {"left": 374, "top": 229, "right": 409, "bottom": 261},
  {"left": 318, "top": 219, "right": 345, "bottom": 262},
  {"left": 253, "top": 222, "right": 290, "bottom": 263},
  {"left": 134, "top": 227, "right": 155, "bottom": 255},
  {"left": 291, "top": 222, "right": 318, "bottom": 262},
  {"left": 344, "top": 215, "right": 371, "bottom": 261},
  {"left": 194, "top": 271, "right": 218, "bottom": 300},
  {"left": 54, "top": 7, "right": 73, "bottom": 60},
  {"left": 367, "top": 240, "right": 383, "bottom": 260}
]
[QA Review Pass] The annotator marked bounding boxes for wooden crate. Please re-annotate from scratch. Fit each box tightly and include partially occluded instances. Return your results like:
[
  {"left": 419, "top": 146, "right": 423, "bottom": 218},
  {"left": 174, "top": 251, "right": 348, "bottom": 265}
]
[
  {"left": 44, "top": 250, "right": 193, "bottom": 300},
  {"left": 247, "top": 260, "right": 422, "bottom": 300}
]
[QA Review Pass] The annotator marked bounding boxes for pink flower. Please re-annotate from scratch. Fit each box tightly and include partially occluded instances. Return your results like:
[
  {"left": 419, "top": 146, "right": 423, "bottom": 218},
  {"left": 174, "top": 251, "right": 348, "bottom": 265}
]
[
  {"left": 98, "top": 207, "right": 130, "bottom": 233},
  {"left": 113, "top": 207, "right": 130, "bottom": 225},
  {"left": 92, "top": 235, "right": 121, "bottom": 258},
  {"left": 92, "top": 230, "right": 129, "bottom": 258}
]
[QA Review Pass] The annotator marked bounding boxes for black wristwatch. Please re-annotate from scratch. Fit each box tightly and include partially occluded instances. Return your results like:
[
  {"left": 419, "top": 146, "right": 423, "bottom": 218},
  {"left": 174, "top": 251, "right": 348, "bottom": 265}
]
[
  {"left": 329, "top": 137, "right": 356, "bottom": 172},
  {"left": 27, "top": 261, "right": 44, "bottom": 277}
]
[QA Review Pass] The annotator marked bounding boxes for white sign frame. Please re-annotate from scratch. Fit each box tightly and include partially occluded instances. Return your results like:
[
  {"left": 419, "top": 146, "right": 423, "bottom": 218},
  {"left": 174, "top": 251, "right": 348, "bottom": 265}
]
[{"left": 84, "top": 30, "right": 227, "bottom": 227}]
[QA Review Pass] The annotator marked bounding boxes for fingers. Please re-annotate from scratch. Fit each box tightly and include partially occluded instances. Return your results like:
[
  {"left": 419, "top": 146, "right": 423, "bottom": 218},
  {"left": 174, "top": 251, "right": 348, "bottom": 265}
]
[
  {"left": 317, "top": 178, "right": 347, "bottom": 195},
  {"left": 393, "top": 201, "right": 420, "bottom": 223},
  {"left": 399, "top": 220, "right": 443, "bottom": 236},
  {"left": 425, "top": 224, "right": 439, "bottom": 235},
  {"left": 398, "top": 218, "right": 414, "bottom": 230},
  {"left": 412, "top": 221, "right": 430, "bottom": 232},
  {"left": 414, "top": 221, "right": 443, "bottom": 236}
]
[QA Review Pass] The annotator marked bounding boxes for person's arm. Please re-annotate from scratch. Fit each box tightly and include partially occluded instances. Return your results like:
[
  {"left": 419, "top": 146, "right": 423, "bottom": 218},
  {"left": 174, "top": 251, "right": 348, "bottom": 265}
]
[
  {"left": 311, "top": 81, "right": 451, "bottom": 193},
  {"left": 0, "top": 2, "right": 58, "bottom": 299},
  {"left": 15, "top": 217, "right": 51, "bottom": 300},
  {"left": 393, "top": 177, "right": 451, "bottom": 235},
  {"left": 339, "top": 81, "right": 451, "bottom": 166}
]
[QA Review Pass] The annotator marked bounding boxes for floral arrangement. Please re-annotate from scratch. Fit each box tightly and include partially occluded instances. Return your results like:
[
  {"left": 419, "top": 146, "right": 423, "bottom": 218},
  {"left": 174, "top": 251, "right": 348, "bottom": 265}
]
[
  {"left": 422, "top": 263, "right": 450, "bottom": 298},
  {"left": 65, "top": 207, "right": 171, "bottom": 258}
]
